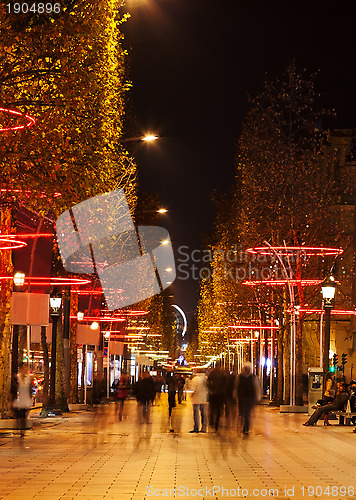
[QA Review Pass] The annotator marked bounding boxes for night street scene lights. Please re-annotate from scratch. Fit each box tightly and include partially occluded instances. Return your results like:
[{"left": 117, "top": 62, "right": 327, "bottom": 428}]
[{"left": 321, "top": 276, "right": 336, "bottom": 386}]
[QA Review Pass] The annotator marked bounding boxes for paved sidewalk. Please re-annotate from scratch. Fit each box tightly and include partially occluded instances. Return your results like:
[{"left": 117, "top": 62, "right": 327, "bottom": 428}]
[{"left": 0, "top": 397, "right": 356, "bottom": 500}]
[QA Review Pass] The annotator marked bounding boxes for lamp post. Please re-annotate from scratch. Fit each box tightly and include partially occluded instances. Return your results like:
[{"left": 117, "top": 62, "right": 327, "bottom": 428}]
[
  {"left": 11, "top": 272, "right": 25, "bottom": 376},
  {"left": 49, "top": 296, "right": 62, "bottom": 409},
  {"left": 321, "top": 277, "right": 336, "bottom": 387}
]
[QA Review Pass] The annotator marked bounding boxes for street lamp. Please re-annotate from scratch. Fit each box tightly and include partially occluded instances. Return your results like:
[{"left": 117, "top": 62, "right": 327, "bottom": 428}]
[
  {"left": 122, "top": 133, "right": 159, "bottom": 143},
  {"left": 321, "top": 276, "right": 336, "bottom": 383},
  {"left": 141, "top": 134, "right": 159, "bottom": 142},
  {"left": 49, "top": 295, "right": 62, "bottom": 411},
  {"left": 12, "top": 272, "right": 25, "bottom": 376}
]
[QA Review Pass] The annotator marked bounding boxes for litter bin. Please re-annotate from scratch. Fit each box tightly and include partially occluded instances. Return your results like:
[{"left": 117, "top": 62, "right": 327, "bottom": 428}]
[{"left": 308, "top": 367, "right": 323, "bottom": 415}]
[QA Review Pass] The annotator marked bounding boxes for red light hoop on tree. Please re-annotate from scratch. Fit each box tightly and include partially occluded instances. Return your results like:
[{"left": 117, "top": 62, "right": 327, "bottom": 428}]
[
  {"left": 0, "top": 233, "right": 54, "bottom": 240},
  {"left": 0, "top": 107, "right": 35, "bottom": 132},
  {"left": 0, "top": 275, "right": 91, "bottom": 286},
  {"left": 0, "top": 188, "right": 61, "bottom": 198},
  {"left": 247, "top": 246, "right": 343, "bottom": 256},
  {"left": 243, "top": 279, "right": 324, "bottom": 287},
  {"left": 0, "top": 238, "right": 27, "bottom": 250},
  {"left": 287, "top": 308, "right": 356, "bottom": 316},
  {"left": 227, "top": 325, "right": 279, "bottom": 330}
]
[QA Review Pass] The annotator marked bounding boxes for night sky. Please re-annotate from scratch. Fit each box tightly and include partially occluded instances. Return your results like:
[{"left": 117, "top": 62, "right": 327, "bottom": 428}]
[{"left": 120, "top": 0, "right": 356, "bottom": 321}]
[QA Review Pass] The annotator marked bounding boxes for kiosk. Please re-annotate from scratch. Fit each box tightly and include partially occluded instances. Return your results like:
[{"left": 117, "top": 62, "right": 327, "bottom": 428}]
[{"left": 308, "top": 367, "right": 323, "bottom": 415}]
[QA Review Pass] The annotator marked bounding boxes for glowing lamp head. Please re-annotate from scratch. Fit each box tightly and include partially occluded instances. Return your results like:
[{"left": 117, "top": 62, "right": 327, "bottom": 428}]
[
  {"left": 157, "top": 208, "right": 167, "bottom": 214},
  {"left": 77, "top": 312, "right": 84, "bottom": 321},
  {"left": 90, "top": 321, "right": 99, "bottom": 330},
  {"left": 322, "top": 277, "right": 336, "bottom": 301},
  {"left": 142, "top": 134, "right": 158, "bottom": 142},
  {"left": 50, "top": 296, "right": 62, "bottom": 315},
  {"left": 13, "top": 272, "right": 25, "bottom": 288}
]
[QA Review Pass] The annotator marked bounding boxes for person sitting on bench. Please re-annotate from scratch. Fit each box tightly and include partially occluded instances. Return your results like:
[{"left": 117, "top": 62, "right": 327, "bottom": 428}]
[{"left": 303, "top": 382, "right": 349, "bottom": 427}]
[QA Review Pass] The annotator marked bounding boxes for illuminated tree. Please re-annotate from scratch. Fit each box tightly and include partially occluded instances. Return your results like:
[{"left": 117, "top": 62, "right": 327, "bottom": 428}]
[
  {"left": 198, "top": 63, "right": 345, "bottom": 405},
  {"left": 0, "top": 1, "right": 136, "bottom": 415}
]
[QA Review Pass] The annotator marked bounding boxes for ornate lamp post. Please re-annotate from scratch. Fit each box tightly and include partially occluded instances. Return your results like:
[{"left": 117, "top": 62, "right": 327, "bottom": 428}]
[{"left": 321, "top": 276, "right": 336, "bottom": 384}]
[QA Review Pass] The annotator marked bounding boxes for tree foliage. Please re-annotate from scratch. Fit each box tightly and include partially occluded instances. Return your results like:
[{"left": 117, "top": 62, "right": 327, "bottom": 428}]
[
  {"left": 0, "top": 0, "right": 136, "bottom": 416},
  {"left": 197, "top": 63, "right": 344, "bottom": 404}
]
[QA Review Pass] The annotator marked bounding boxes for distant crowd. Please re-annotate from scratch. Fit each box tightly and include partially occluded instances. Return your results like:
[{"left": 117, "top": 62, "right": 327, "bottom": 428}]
[{"left": 111, "top": 363, "right": 261, "bottom": 436}]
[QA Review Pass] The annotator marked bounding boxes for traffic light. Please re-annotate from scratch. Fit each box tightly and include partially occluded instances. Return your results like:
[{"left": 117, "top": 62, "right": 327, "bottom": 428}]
[
  {"left": 333, "top": 353, "right": 338, "bottom": 366},
  {"left": 342, "top": 353, "right": 348, "bottom": 365}
]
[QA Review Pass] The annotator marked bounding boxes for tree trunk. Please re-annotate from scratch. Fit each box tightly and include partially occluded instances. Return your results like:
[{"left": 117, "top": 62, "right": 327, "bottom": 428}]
[
  {"left": 56, "top": 319, "right": 68, "bottom": 411},
  {"left": 69, "top": 292, "right": 78, "bottom": 404},
  {"left": 0, "top": 206, "right": 13, "bottom": 418}
]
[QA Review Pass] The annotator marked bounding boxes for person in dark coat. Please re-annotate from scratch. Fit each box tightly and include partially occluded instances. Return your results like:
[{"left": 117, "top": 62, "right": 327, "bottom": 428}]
[
  {"left": 112, "top": 373, "right": 130, "bottom": 421},
  {"left": 303, "top": 382, "right": 349, "bottom": 426},
  {"left": 236, "top": 363, "right": 259, "bottom": 436},
  {"left": 133, "top": 371, "right": 156, "bottom": 424},
  {"left": 208, "top": 367, "right": 228, "bottom": 432},
  {"left": 166, "top": 373, "right": 177, "bottom": 431}
]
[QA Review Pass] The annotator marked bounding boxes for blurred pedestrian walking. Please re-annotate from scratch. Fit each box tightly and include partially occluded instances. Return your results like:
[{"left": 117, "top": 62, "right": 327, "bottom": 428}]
[
  {"left": 166, "top": 372, "right": 177, "bottom": 432},
  {"left": 177, "top": 375, "right": 185, "bottom": 404},
  {"left": 10, "top": 363, "right": 33, "bottom": 444},
  {"left": 112, "top": 373, "right": 130, "bottom": 421},
  {"left": 208, "top": 367, "right": 228, "bottom": 432},
  {"left": 236, "top": 363, "right": 259, "bottom": 436},
  {"left": 190, "top": 368, "right": 208, "bottom": 433},
  {"left": 133, "top": 371, "right": 156, "bottom": 424}
]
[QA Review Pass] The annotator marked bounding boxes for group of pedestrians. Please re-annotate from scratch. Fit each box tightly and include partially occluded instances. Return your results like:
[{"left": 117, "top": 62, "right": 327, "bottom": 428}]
[{"left": 189, "top": 363, "right": 260, "bottom": 436}]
